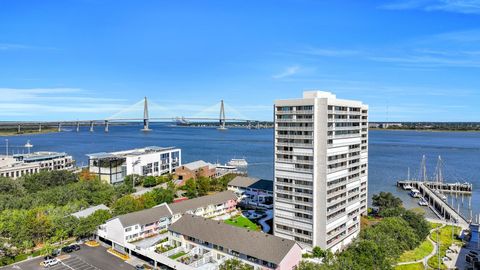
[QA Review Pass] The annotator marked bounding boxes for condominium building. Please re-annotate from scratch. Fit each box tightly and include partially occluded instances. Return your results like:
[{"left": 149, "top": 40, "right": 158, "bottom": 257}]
[
  {"left": 87, "top": 146, "right": 181, "bottom": 184},
  {"left": 0, "top": 152, "right": 75, "bottom": 179},
  {"left": 273, "top": 91, "right": 368, "bottom": 252}
]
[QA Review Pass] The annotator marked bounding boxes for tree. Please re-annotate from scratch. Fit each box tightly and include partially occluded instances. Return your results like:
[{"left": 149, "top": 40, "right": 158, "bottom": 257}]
[
  {"left": 143, "top": 176, "right": 157, "bottom": 187},
  {"left": 111, "top": 195, "right": 144, "bottom": 216},
  {"left": 183, "top": 179, "right": 198, "bottom": 199},
  {"left": 219, "top": 259, "right": 253, "bottom": 270},
  {"left": 297, "top": 261, "right": 326, "bottom": 270},
  {"left": 372, "top": 192, "right": 402, "bottom": 210},
  {"left": 124, "top": 174, "right": 143, "bottom": 188},
  {"left": 197, "top": 177, "right": 210, "bottom": 196}
]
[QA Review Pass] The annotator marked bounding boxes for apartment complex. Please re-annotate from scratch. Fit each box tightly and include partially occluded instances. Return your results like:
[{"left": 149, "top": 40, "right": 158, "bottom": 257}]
[
  {"left": 0, "top": 152, "right": 75, "bottom": 179},
  {"left": 168, "top": 215, "right": 302, "bottom": 270},
  {"left": 87, "top": 146, "right": 181, "bottom": 184},
  {"left": 97, "top": 191, "right": 238, "bottom": 251},
  {"left": 273, "top": 91, "right": 368, "bottom": 252}
]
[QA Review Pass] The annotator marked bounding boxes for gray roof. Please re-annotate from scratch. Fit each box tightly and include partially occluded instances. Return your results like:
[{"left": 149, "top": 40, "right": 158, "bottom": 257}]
[
  {"left": 169, "top": 214, "right": 298, "bottom": 265},
  {"left": 182, "top": 160, "right": 212, "bottom": 171},
  {"left": 117, "top": 204, "right": 172, "bottom": 227},
  {"left": 228, "top": 176, "right": 273, "bottom": 192},
  {"left": 168, "top": 190, "right": 238, "bottom": 215},
  {"left": 71, "top": 204, "right": 110, "bottom": 219},
  {"left": 113, "top": 191, "right": 237, "bottom": 227}
]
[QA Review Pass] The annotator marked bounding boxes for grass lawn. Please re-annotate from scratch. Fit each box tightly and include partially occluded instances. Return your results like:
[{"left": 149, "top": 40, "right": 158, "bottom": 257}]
[
  {"left": 394, "top": 262, "right": 425, "bottom": 270},
  {"left": 224, "top": 215, "right": 260, "bottom": 231},
  {"left": 398, "top": 238, "right": 434, "bottom": 262},
  {"left": 427, "top": 225, "right": 462, "bottom": 270},
  {"left": 169, "top": 251, "right": 186, "bottom": 260}
]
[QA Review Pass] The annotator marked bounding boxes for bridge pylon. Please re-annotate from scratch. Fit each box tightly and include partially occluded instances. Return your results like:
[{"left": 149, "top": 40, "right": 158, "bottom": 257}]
[
  {"left": 218, "top": 99, "right": 227, "bottom": 131},
  {"left": 141, "top": 96, "right": 151, "bottom": 132}
]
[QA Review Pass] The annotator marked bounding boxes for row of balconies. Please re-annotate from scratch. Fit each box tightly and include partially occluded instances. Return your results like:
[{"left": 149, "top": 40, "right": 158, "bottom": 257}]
[
  {"left": 275, "top": 110, "right": 314, "bottom": 115},
  {"left": 275, "top": 158, "right": 314, "bottom": 165},
  {"left": 275, "top": 134, "right": 314, "bottom": 140},
  {"left": 275, "top": 126, "right": 314, "bottom": 131},
  {"left": 276, "top": 118, "right": 314, "bottom": 123}
]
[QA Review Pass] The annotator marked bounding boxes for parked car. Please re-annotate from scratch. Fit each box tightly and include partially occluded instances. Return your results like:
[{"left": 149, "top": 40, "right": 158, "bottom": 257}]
[
  {"left": 70, "top": 244, "right": 81, "bottom": 251},
  {"left": 135, "top": 265, "right": 145, "bottom": 270},
  {"left": 61, "top": 246, "right": 73, "bottom": 253},
  {"left": 42, "top": 258, "right": 59, "bottom": 268},
  {"left": 51, "top": 249, "right": 61, "bottom": 257},
  {"left": 43, "top": 255, "right": 54, "bottom": 261}
]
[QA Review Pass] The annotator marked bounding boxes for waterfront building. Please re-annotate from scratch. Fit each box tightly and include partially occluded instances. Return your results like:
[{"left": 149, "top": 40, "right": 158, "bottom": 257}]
[
  {"left": 87, "top": 146, "right": 181, "bottom": 185},
  {"left": 228, "top": 176, "right": 274, "bottom": 209},
  {"left": 0, "top": 151, "right": 75, "bottom": 179},
  {"left": 97, "top": 191, "right": 238, "bottom": 252},
  {"left": 273, "top": 91, "right": 368, "bottom": 252},
  {"left": 168, "top": 214, "right": 302, "bottom": 270},
  {"left": 174, "top": 160, "right": 217, "bottom": 184}
]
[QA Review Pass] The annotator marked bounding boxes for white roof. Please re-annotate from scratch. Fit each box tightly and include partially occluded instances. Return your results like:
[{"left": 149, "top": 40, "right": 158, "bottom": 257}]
[
  {"left": 183, "top": 160, "right": 214, "bottom": 171},
  {"left": 71, "top": 204, "right": 110, "bottom": 218}
]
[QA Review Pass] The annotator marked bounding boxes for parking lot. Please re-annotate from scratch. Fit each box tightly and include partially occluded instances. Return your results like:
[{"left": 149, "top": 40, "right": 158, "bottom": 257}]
[{"left": 1, "top": 245, "right": 135, "bottom": 270}]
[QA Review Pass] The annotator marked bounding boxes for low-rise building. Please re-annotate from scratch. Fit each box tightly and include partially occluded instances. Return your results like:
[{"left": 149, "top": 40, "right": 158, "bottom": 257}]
[
  {"left": 71, "top": 204, "right": 110, "bottom": 219},
  {"left": 168, "top": 214, "right": 303, "bottom": 270},
  {"left": 97, "top": 191, "right": 239, "bottom": 252},
  {"left": 228, "top": 176, "right": 274, "bottom": 209},
  {"left": 0, "top": 152, "right": 75, "bottom": 179},
  {"left": 174, "top": 160, "right": 217, "bottom": 183},
  {"left": 87, "top": 146, "right": 181, "bottom": 185}
]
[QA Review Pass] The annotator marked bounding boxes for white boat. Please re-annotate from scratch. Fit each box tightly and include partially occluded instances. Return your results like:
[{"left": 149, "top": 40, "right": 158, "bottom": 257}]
[
  {"left": 403, "top": 184, "right": 413, "bottom": 190},
  {"left": 418, "top": 198, "right": 428, "bottom": 206},
  {"left": 440, "top": 194, "right": 447, "bottom": 201},
  {"left": 409, "top": 189, "right": 421, "bottom": 198},
  {"left": 228, "top": 158, "right": 248, "bottom": 167}
]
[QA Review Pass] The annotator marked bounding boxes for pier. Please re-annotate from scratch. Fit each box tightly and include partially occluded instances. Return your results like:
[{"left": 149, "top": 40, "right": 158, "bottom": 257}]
[{"left": 397, "top": 180, "right": 471, "bottom": 228}]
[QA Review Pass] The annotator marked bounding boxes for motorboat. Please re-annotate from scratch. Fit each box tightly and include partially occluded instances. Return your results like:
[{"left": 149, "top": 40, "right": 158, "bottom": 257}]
[
  {"left": 409, "top": 189, "right": 421, "bottom": 198},
  {"left": 418, "top": 198, "right": 428, "bottom": 206}
]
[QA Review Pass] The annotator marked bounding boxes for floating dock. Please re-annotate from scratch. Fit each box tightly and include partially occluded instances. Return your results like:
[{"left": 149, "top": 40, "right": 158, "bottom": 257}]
[
  {"left": 397, "top": 180, "right": 471, "bottom": 228},
  {"left": 398, "top": 180, "right": 472, "bottom": 194}
]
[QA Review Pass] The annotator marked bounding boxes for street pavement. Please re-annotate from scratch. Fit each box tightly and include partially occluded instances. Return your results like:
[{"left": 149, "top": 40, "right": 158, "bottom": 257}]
[{"left": 0, "top": 245, "right": 135, "bottom": 270}]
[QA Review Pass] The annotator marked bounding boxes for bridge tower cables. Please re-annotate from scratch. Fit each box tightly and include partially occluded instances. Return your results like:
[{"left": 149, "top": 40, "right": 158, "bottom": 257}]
[
  {"left": 141, "top": 96, "right": 152, "bottom": 132},
  {"left": 218, "top": 99, "right": 227, "bottom": 130}
]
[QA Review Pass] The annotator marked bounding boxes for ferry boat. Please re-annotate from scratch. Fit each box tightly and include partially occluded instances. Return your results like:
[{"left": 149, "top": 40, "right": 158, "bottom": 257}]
[
  {"left": 174, "top": 117, "right": 190, "bottom": 126},
  {"left": 418, "top": 197, "right": 428, "bottom": 206},
  {"left": 228, "top": 158, "right": 248, "bottom": 167}
]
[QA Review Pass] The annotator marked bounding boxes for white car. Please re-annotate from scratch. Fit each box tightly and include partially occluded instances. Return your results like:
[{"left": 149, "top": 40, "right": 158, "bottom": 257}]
[{"left": 42, "top": 258, "right": 59, "bottom": 268}]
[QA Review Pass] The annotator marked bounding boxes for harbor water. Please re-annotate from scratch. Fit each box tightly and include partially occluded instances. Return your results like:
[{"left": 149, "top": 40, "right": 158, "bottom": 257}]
[{"left": 2, "top": 124, "right": 480, "bottom": 217}]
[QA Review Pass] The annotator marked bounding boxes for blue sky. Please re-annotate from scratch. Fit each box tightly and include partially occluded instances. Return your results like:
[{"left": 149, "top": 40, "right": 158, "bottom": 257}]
[{"left": 0, "top": 0, "right": 479, "bottom": 121}]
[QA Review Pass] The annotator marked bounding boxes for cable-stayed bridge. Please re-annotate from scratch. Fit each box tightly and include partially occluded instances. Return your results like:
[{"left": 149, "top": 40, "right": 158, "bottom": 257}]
[{"left": 0, "top": 97, "right": 266, "bottom": 133}]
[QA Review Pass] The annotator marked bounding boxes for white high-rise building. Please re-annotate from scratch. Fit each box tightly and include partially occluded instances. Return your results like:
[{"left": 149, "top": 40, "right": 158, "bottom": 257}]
[{"left": 273, "top": 91, "right": 368, "bottom": 252}]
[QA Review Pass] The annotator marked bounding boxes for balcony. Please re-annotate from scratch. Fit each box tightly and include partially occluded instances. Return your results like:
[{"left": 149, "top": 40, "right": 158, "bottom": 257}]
[{"left": 276, "top": 126, "right": 314, "bottom": 131}]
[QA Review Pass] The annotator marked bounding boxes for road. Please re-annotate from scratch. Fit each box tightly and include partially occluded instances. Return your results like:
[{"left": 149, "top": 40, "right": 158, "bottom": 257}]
[{"left": 0, "top": 245, "right": 135, "bottom": 270}]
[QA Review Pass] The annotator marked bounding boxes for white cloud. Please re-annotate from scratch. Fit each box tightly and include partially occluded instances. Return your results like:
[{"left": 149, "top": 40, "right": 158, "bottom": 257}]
[{"left": 272, "top": 66, "right": 301, "bottom": 79}]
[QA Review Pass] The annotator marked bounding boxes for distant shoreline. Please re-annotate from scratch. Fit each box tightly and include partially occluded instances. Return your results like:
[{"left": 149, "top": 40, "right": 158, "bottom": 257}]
[
  {"left": 0, "top": 128, "right": 58, "bottom": 137},
  {"left": 369, "top": 128, "right": 480, "bottom": 133}
]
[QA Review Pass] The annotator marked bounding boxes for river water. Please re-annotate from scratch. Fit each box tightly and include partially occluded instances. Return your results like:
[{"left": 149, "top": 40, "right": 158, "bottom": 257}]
[{"left": 2, "top": 124, "right": 479, "bottom": 218}]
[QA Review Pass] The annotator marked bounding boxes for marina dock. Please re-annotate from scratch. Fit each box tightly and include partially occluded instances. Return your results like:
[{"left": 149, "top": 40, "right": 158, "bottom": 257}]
[{"left": 397, "top": 180, "right": 471, "bottom": 228}]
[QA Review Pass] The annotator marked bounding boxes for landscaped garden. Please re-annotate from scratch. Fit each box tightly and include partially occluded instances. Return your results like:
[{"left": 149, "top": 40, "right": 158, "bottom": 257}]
[
  {"left": 169, "top": 251, "right": 187, "bottom": 260},
  {"left": 394, "top": 262, "right": 425, "bottom": 270},
  {"left": 224, "top": 215, "right": 260, "bottom": 231},
  {"left": 398, "top": 238, "right": 434, "bottom": 263},
  {"left": 427, "top": 225, "right": 462, "bottom": 269}
]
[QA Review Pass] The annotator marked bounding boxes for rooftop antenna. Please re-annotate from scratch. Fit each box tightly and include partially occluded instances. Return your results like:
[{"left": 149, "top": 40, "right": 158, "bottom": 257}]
[{"left": 24, "top": 140, "right": 33, "bottom": 154}]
